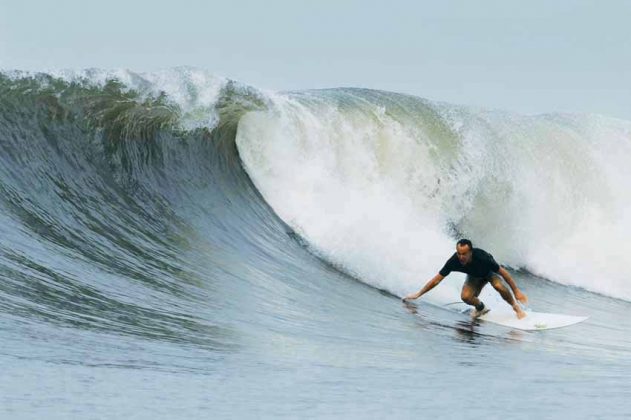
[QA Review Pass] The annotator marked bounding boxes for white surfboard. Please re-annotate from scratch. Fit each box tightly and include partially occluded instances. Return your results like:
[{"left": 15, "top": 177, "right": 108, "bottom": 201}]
[
  {"left": 477, "top": 309, "right": 588, "bottom": 331},
  {"left": 449, "top": 303, "right": 588, "bottom": 331}
]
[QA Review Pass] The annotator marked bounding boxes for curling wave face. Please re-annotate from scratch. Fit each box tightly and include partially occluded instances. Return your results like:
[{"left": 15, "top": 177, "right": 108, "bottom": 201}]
[{"left": 0, "top": 68, "right": 302, "bottom": 354}]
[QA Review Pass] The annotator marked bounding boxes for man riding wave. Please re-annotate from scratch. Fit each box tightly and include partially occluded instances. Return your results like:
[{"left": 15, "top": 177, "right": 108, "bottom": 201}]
[{"left": 403, "top": 239, "right": 528, "bottom": 319}]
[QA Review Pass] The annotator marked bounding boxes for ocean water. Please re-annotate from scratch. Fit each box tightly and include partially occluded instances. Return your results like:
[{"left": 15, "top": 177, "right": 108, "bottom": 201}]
[{"left": 0, "top": 68, "right": 630, "bottom": 419}]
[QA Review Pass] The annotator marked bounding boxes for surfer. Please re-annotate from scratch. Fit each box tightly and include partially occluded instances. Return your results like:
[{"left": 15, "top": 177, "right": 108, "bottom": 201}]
[{"left": 402, "top": 239, "right": 528, "bottom": 319}]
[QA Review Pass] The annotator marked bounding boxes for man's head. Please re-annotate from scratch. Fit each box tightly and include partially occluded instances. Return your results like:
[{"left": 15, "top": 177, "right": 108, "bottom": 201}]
[{"left": 456, "top": 239, "right": 473, "bottom": 265}]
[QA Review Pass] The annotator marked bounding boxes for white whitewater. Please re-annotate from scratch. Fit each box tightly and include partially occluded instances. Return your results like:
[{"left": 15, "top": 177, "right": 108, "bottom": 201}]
[{"left": 236, "top": 88, "right": 631, "bottom": 303}]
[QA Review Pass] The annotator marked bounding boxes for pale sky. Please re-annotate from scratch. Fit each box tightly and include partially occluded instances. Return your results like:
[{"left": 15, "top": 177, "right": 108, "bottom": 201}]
[{"left": 1, "top": 0, "right": 630, "bottom": 119}]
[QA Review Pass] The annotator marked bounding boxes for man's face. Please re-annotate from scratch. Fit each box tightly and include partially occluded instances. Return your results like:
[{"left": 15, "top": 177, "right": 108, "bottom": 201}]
[{"left": 456, "top": 244, "right": 473, "bottom": 265}]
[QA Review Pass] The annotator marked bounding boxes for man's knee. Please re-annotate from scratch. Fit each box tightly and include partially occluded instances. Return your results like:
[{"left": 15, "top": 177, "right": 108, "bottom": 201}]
[
  {"left": 490, "top": 277, "right": 507, "bottom": 292},
  {"left": 491, "top": 277, "right": 514, "bottom": 303},
  {"left": 461, "top": 288, "right": 474, "bottom": 303}
]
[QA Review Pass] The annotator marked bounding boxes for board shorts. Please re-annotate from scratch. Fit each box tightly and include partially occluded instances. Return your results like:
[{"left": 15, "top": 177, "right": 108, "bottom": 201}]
[{"left": 464, "top": 272, "right": 501, "bottom": 293}]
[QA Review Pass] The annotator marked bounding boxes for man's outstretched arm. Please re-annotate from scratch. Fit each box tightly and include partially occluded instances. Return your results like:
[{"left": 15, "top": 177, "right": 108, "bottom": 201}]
[
  {"left": 498, "top": 267, "right": 528, "bottom": 305},
  {"left": 403, "top": 273, "right": 445, "bottom": 301}
]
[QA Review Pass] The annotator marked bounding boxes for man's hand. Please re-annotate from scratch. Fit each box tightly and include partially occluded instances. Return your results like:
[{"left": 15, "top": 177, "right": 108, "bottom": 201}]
[
  {"left": 514, "top": 289, "right": 528, "bottom": 305},
  {"left": 402, "top": 292, "right": 420, "bottom": 302}
]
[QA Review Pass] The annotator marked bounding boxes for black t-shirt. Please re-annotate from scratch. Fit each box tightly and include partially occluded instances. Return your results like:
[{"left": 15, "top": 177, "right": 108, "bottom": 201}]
[{"left": 439, "top": 248, "right": 501, "bottom": 278}]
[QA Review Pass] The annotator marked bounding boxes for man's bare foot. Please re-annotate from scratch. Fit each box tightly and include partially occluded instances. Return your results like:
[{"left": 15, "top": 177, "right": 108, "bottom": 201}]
[
  {"left": 513, "top": 304, "right": 527, "bottom": 319},
  {"left": 471, "top": 306, "right": 490, "bottom": 319}
]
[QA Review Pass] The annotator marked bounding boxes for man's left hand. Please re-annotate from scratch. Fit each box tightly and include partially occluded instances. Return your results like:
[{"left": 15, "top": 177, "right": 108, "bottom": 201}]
[{"left": 514, "top": 289, "right": 528, "bottom": 305}]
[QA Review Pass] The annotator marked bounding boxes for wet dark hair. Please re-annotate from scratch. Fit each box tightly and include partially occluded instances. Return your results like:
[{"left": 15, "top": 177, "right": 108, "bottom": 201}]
[{"left": 456, "top": 239, "right": 473, "bottom": 250}]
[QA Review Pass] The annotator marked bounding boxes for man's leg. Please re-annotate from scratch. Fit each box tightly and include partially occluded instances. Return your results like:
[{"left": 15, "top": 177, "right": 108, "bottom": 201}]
[
  {"left": 490, "top": 276, "right": 526, "bottom": 319},
  {"left": 461, "top": 276, "right": 488, "bottom": 317},
  {"left": 461, "top": 283, "right": 482, "bottom": 308}
]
